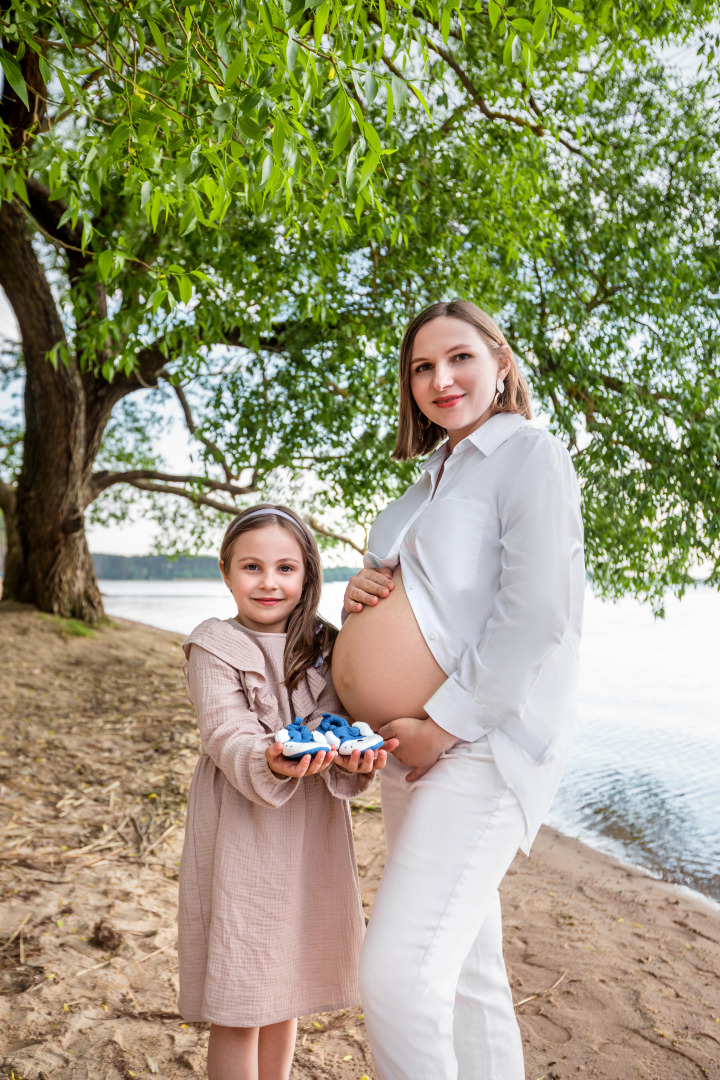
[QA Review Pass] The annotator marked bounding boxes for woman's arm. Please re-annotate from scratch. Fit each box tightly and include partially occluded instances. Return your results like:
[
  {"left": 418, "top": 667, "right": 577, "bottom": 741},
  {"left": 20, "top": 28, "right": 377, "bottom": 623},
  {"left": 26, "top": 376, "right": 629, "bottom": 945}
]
[{"left": 423, "top": 436, "right": 584, "bottom": 762}]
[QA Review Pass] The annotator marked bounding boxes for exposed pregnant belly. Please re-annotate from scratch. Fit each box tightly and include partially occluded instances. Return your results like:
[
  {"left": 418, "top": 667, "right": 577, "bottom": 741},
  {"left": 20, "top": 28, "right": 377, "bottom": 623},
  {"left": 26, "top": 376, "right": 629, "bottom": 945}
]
[{"left": 331, "top": 567, "right": 446, "bottom": 731}]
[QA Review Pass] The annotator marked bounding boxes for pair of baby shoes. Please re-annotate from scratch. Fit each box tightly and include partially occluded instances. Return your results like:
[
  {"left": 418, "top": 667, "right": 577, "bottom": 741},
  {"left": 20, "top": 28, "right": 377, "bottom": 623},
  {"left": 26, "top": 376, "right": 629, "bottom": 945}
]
[{"left": 274, "top": 712, "right": 384, "bottom": 760}]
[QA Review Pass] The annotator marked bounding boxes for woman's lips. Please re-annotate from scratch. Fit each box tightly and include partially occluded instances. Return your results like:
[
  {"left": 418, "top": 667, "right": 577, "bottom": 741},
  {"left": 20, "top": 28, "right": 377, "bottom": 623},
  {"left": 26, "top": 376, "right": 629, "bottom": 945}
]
[
  {"left": 253, "top": 598, "right": 282, "bottom": 606},
  {"left": 433, "top": 395, "right": 464, "bottom": 409}
]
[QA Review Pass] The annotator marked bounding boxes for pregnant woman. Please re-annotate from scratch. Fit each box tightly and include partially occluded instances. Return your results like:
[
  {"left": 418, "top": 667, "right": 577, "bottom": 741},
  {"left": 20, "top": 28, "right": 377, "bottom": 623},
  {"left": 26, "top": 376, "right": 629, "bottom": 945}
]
[{"left": 331, "top": 299, "right": 585, "bottom": 1080}]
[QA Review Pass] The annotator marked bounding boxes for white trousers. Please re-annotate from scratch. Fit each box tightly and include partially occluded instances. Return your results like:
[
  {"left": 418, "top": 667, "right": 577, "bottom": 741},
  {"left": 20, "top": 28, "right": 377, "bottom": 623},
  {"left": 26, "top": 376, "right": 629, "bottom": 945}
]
[{"left": 358, "top": 741, "right": 527, "bottom": 1080}]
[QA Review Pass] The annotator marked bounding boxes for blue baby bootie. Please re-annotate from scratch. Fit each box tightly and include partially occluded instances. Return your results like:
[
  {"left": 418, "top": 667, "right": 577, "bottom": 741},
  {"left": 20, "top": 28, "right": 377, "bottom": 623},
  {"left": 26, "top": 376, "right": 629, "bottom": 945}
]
[
  {"left": 317, "top": 713, "right": 384, "bottom": 755},
  {"left": 274, "top": 717, "right": 331, "bottom": 759}
]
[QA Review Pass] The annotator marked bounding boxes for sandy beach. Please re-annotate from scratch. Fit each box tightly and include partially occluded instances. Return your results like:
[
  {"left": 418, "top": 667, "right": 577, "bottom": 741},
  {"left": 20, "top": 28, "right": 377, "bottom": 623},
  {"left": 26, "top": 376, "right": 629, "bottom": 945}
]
[{"left": 1, "top": 604, "right": 718, "bottom": 1080}]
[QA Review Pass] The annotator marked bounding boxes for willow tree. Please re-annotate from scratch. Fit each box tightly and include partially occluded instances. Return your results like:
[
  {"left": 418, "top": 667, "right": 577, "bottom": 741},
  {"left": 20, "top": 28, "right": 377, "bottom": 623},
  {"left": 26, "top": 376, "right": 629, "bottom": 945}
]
[{"left": 0, "top": 0, "right": 719, "bottom": 620}]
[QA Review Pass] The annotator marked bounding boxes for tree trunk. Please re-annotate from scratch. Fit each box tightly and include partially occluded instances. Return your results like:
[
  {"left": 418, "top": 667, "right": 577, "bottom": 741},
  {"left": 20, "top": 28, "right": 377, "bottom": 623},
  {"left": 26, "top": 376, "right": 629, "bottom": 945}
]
[{"left": 0, "top": 201, "right": 104, "bottom": 621}]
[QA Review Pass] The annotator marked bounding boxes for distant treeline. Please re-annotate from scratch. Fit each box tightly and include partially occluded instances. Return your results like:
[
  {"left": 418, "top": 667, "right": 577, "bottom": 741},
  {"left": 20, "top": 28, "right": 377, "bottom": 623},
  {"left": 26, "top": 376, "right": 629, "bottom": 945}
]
[{"left": 92, "top": 554, "right": 357, "bottom": 581}]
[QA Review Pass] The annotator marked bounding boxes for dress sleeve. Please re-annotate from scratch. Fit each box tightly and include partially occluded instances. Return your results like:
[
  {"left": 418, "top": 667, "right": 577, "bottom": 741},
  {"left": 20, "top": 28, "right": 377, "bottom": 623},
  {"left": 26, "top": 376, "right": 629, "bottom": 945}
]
[
  {"left": 185, "top": 644, "right": 300, "bottom": 808},
  {"left": 423, "top": 436, "right": 584, "bottom": 761},
  {"left": 310, "top": 664, "right": 376, "bottom": 799}
]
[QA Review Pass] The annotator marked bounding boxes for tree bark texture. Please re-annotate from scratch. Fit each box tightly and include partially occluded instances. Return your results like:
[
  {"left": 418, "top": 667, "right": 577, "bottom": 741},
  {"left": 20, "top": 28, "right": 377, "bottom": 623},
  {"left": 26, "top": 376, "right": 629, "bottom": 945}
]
[{"left": 0, "top": 199, "right": 106, "bottom": 621}]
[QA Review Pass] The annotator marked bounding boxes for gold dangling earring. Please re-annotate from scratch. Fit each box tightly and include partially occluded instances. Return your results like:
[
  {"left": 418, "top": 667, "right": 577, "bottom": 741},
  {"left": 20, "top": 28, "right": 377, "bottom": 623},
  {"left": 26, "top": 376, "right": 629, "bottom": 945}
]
[
  {"left": 494, "top": 376, "right": 505, "bottom": 408},
  {"left": 418, "top": 411, "right": 431, "bottom": 430}
]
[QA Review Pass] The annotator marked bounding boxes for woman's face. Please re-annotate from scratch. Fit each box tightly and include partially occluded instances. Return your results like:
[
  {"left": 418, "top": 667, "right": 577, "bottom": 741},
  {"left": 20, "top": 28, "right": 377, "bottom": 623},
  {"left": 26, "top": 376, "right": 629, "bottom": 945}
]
[{"left": 409, "top": 317, "right": 510, "bottom": 449}]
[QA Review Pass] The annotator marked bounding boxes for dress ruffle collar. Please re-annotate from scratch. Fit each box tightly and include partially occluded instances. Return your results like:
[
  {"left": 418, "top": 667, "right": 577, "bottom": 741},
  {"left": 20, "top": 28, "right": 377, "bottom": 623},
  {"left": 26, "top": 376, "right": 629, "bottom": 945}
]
[{"left": 182, "top": 617, "right": 328, "bottom": 726}]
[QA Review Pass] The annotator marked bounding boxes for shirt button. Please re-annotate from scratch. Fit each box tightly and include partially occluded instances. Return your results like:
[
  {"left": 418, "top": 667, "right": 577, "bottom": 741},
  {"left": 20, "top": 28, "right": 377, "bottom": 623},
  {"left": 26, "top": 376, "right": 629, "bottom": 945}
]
[
  {"left": 429, "top": 632, "right": 437, "bottom": 641},
  {"left": 408, "top": 584, "right": 415, "bottom": 590}
]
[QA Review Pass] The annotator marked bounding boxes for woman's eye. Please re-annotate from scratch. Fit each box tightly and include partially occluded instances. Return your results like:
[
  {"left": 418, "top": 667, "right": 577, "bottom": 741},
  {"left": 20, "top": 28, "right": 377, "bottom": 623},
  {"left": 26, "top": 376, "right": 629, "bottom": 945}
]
[
  {"left": 279, "top": 565, "right": 296, "bottom": 573},
  {"left": 452, "top": 352, "right": 470, "bottom": 362},
  {"left": 413, "top": 362, "right": 431, "bottom": 374},
  {"left": 242, "top": 563, "right": 259, "bottom": 571}
]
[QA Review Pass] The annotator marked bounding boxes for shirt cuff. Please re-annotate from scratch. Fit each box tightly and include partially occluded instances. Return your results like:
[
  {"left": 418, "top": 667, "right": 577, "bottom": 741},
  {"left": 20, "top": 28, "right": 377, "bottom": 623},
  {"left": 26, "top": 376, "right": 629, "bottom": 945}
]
[
  {"left": 424, "top": 677, "right": 554, "bottom": 762},
  {"left": 423, "top": 676, "right": 488, "bottom": 743}
]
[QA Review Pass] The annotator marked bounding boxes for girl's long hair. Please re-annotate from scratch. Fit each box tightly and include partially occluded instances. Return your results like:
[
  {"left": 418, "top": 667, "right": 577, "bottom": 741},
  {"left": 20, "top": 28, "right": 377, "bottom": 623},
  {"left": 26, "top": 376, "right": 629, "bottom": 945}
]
[
  {"left": 392, "top": 299, "right": 532, "bottom": 461},
  {"left": 219, "top": 504, "right": 337, "bottom": 695}
]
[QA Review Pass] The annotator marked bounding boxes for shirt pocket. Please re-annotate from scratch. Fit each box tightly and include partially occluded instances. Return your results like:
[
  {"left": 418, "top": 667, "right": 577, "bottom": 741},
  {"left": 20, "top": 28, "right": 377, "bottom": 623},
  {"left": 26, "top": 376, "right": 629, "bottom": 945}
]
[{"left": 410, "top": 499, "right": 493, "bottom": 594}]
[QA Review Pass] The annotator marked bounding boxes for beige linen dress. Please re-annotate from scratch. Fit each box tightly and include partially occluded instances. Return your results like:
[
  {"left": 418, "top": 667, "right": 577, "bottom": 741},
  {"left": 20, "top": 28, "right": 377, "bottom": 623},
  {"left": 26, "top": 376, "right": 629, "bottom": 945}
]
[{"left": 178, "top": 617, "right": 371, "bottom": 1027}]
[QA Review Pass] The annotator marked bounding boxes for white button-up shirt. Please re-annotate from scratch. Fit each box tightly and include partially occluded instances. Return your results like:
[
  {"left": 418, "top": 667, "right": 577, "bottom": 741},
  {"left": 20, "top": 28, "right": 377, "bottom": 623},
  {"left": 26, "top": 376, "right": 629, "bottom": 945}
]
[{"left": 364, "top": 413, "right": 585, "bottom": 850}]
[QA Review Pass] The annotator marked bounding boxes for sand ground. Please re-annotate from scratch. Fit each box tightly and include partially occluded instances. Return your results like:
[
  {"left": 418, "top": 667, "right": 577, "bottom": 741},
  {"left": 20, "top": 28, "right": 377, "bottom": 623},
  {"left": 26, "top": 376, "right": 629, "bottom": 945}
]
[{"left": 0, "top": 604, "right": 718, "bottom": 1080}]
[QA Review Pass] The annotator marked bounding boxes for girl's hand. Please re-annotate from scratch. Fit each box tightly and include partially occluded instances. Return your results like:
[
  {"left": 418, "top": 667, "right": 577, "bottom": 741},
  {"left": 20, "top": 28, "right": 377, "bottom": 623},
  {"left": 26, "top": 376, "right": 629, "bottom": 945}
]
[
  {"left": 333, "top": 738, "right": 400, "bottom": 773},
  {"left": 343, "top": 567, "right": 394, "bottom": 615},
  {"left": 265, "top": 743, "right": 337, "bottom": 778},
  {"left": 378, "top": 718, "right": 457, "bottom": 782}
]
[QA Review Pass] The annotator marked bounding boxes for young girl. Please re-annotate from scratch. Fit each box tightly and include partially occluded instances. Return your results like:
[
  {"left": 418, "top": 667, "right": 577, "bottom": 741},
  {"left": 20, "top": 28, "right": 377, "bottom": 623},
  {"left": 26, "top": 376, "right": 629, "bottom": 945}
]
[{"left": 178, "top": 504, "right": 396, "bottom": 1080}]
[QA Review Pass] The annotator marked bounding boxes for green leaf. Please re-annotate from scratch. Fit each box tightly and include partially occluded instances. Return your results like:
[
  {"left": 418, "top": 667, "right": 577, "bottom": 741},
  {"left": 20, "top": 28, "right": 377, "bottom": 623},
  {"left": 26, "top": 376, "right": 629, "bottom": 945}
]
[
  {"left": 378, "top": 0, "right": 387, "bottom": 31},
  {"left": 0, "top": 49, "right": 29, "bottom": 109},
  {"left": 237, "top": 115, "right": 264, "bottom": 141},
  {"left": 177, "top": 274, "right": 193, "bottom": 304},
  {"left": 363, "top": 121, "right": 382, "bottom": 155},
  {"left": 488, "top": 0, "right": 501, "bottom": 30},
  {"left": 319, "top": 82, "right": 340, "bottom": 107},
  {"left": 56, "top": 68, "right": 75, "bottom": 107},
  {"left": 286, "top": 35, "right": 300, "bottom": 72},
  {"left": 391, "top": 74, "right": 408, "bottom": 110},
  {"left": 356, "top": 147, "right": 379, "bottom": 191},
  {"left": 364, "top": 71, "right": 379, "bottom": 104},
  {"left": 141, "top": 179, "right": 153, "bottom": 207},
  {"left": 214, "top": 102, "right": 233, "bottom": 122},
  {"left": 107, "top": 122, "right": 130, "bottom": 156},
  {"left": 314, "top": 2, "right": 330, "bottom": 49},
  {"left": 166, "top": 59, "right": 187, "bottom": 81},
  {"left": 532, "top": 6, "right": 550, "bottom": 43},
  {"left": 260, "top": 152, "right": 275, "bottom": 187},
  {"left": 108, "top": 11, "right": 121, "bottom": 41},
  {"left": 146, "top": 16, "right": 168, "bottom": 60},
  {"left": 440, "top": 7, "right": 451, "bottom": 43},
  {"left": 225, "top": 52, "right": 245, "bottom": 88},
  {"left": 97, "top": 249, "right": 115, "bottom": 281},
  {"left": 345, "top": 136, "right": 366, "bottom": 186},
  {"left": 556, "top": 6, "right": 584, "bottom": 24},
  {"left": 332, "top": 113, "right": 352, "bottom": 158}
]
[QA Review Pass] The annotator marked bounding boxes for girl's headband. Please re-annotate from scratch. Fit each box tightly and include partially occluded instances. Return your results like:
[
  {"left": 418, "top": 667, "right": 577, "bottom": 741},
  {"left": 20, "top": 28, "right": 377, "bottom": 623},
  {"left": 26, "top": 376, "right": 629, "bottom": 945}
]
[{"left": 230, "top": 508, "right": 313, "bottom": 547}]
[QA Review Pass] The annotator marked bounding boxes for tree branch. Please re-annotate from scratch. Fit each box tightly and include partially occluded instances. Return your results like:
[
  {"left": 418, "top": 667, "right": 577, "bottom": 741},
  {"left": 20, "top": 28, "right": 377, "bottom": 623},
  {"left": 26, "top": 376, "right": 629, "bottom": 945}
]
[
  {"left": 89, "top": 468, "right": 258, "bottom": 502},
  {"left": 105, "top": 477, "right": 247, "bottom": 515},
  {"left": 305, "top": 515, "right": 364, "bottom": 555},
  {"left": 160, "top": 375, "right": 234, "bottom": 481}
]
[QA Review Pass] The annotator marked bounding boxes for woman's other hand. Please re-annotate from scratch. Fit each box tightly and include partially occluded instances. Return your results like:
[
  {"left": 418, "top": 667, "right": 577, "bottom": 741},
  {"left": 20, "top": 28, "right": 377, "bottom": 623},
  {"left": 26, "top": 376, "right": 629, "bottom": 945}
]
[
  {"left": 378, "top": 718, "right": 457, "bottom": 782},
  {"left": 333, "top": 738, "right": 400, "bottom": 773},
  {"left": 343, "top": 567, "right": 394, "bottom": 615},
  {"left": 265, "top": 743, "right": 337, "bottom": 778}
]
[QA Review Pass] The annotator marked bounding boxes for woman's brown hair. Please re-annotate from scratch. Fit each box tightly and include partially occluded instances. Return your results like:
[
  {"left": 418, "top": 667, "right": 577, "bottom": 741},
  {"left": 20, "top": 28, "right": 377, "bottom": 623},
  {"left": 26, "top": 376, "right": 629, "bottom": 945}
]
[
  {"left": 219, "top": 504, "right": 338, "bottom": 695},
  {"left": 392, "top": 299, "right": 532, "bottom": 461}
]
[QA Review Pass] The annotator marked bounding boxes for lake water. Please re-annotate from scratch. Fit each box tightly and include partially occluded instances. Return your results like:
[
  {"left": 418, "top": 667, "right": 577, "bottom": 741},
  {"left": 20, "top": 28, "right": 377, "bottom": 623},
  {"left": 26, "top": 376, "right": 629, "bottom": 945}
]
[{"left": 100, "top": 579, "right": 720, "bottom": 903}]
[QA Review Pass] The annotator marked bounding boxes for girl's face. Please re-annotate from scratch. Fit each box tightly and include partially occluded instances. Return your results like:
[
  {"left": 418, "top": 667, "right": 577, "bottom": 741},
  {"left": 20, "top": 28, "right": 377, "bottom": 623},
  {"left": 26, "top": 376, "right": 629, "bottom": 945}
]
[
  {"left": 409, "top": 317, "right": 510, "bottom": 449},
  {"left": 221, "top": 525, "right": 306, "bottom": 634}
]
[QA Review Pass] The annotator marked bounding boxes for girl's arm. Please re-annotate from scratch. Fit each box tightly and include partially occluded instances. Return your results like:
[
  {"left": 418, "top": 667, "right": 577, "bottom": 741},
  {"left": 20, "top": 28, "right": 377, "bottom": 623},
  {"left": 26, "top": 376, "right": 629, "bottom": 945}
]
[{"left": 186, "top": 644, "right": 305, "bottom": 808}]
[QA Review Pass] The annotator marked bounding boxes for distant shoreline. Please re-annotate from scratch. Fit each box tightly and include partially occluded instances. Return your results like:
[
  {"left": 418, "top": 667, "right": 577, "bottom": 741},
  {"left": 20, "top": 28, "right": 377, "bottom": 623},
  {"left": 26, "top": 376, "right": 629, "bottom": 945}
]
[{"left": 92, "top": 552, "right": 356, "bottom": 582}]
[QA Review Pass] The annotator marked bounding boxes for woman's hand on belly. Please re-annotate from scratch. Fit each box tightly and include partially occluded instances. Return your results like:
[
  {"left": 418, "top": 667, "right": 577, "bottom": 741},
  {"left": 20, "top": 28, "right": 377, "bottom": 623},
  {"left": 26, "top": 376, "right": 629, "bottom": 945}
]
[
  {"left": 379, "top": 717, "right": 458, "bottom": 783},
  {"left": 343, "top": 566, "right": 394, "bottom": 615}
]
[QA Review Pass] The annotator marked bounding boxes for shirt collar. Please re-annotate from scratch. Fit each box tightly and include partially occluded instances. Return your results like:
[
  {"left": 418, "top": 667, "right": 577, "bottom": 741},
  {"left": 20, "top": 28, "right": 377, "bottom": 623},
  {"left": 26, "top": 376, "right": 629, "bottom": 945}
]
[{"left": 420, "top": 413, "right": 527, "bottom": 473}]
